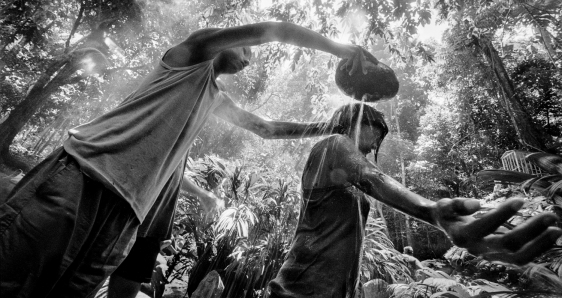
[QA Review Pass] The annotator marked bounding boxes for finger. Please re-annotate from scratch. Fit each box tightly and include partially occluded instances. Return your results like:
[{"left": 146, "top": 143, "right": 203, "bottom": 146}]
[
  {"left": 486, "top": 227, "right": 562, "bottom": 266},
  {"left": 451, "top": 198, "right": 481, "bottom": 215},
  {"left": 349, "top": 52, "right": 360, "bottom": 76},
  {"left": 462, "top": 198, "right": 524, "bottom": 240},
  {"left": 497, "top": 213, "right": 559, "bottom": 252},
  {"left": 358, "top": 50, "right": 368, "bottom": 75},
  {"left": 436, "top": 198, "right": 479, "bottom": 217},
  {"left": 340, "top": 58, "right": 349, "bottom": 70}
]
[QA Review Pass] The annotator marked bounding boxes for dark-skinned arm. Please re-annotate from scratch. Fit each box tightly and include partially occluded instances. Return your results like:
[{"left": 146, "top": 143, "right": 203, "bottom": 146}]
[
  {"left": 328, "top": 135, "right": 437, "bottom": 225},
  {"left": 329, "top": 135, "right": 562, "bottom": 265},
  {"left": 186, "top": 22, "right": 352, "bottom": 58},
  {"left": 213, "top": 94, "right": 334, "bottom": 139},
  {"left": 181, "top": 176, "right": 224, "bottom": 213},
  {"left": 174, "top": 22, "right": 377, "bottom": 73}
]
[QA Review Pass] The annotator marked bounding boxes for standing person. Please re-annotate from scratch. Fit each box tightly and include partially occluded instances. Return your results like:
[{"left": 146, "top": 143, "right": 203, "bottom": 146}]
[
  {"left": 0, "top": 22, "right": 378, "bottom": 298},
  {"left": 268, "top": 103, "right": 562, "bottom": 298}
]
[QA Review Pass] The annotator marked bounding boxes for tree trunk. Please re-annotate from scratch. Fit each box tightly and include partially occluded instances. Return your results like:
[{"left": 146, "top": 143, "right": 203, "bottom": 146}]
[
  {"left": 395, "top": 104, "right": 414, "bottom": 248},
  {"left": 475, "top": 35, "right": 547, "bottom": 151},
  {"left": 0, "top": 48, "right": 104, "bottom": 166},
  {"left": 0, "top": 57, "right": 72, "bottom": 157}
]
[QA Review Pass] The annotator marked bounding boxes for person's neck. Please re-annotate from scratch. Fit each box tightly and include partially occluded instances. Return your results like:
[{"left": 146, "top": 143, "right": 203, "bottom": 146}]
[{"left": 347, "top": 135, "right": 369, "bottom": 156}]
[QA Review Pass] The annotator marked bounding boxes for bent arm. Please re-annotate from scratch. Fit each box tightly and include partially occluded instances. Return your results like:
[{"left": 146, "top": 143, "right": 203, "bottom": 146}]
[
  {"left": 213, "top": 95, "right": 334, "bottom": 139},
  {"left": 186, "top": 22, "right": 353, "bottom": 59},
  {"left": 330, "top": 136, "right": 437, "bottom": 225}
]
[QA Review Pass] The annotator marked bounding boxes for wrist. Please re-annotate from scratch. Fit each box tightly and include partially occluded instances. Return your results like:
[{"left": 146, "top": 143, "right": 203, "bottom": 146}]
[{"left": 333, "top": 42, "right": 351, "bottom": 59}]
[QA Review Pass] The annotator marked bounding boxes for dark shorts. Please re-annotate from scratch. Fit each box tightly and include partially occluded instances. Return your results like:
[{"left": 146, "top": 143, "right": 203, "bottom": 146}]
[
  {"left": 112, "top": 159, "right": 185, "bottom": 284},
  {"left": 136, "top": 160, "right": 184, "bottom": 241},
  {"left": 113, "top": 237, "right": 161, "bottom": 283},
  {"left": 0, "top": 147, "right": 139, "bottom": 298}
]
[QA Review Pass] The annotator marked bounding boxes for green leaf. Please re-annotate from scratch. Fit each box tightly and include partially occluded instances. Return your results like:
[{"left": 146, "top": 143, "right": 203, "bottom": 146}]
[
  {"left": 476, "top": 170, "right": 536, "bottom": 184},
  {"left": 471, "top": 279, "right": 512, "bottom": 293},
  {"left": 546, "top": 179, "right": 562, "bottom": 201},
  {"left": 526, "top": 153, "right": 562, "bottom": 175},
  {"left": 423, "top": 277, "right": 459, "bottom": 289},
  {"left": 430, "top": 291, "right": 463, "bottom": 298},
  {"left": 520, "top": 175, "right": 552, "bottom": 193}
]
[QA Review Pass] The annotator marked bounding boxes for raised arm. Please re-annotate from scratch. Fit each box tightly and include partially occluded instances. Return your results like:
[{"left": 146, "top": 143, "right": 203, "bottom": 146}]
[
  {"left": 186, "top": 22, "right": 349, "bottom": 57},
  {"left": 171, "top": 22, "right": 377, "bottom": 72},
  {"left": 329, "top": 135, "right": 562, "bottom": 265},
  {"left": 213, "top": 94, "right": 334, "bottom": 139}
]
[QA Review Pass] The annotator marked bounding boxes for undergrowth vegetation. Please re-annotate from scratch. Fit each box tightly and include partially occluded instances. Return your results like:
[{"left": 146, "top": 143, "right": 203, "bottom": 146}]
[{"left": 161, "top": 153, "right": 562, "bottom": 298}]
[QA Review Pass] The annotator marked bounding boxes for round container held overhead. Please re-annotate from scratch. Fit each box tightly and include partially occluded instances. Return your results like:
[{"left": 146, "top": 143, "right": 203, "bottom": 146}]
[{"left": 335, "top": 59, "right": 399, "bottom": 102}]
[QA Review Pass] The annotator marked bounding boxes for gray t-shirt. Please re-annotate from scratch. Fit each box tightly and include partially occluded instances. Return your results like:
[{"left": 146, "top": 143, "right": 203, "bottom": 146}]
[{"left": 64, "top": 59, "right": 224, "bottom": 221}]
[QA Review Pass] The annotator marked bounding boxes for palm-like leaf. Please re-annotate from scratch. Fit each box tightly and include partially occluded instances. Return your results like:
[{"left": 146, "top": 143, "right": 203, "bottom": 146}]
[
  {"left": 525, "top": 153, "right": 562, "bottom": 175},
  {"left": 215, "top": 204, "right": 258, "bottom": 242},
  {"left": 476, "top": 170, "right": 536, "bottom": 184},
  {"left": 361, "top": 216, "right": 411, "bottom": 283}
]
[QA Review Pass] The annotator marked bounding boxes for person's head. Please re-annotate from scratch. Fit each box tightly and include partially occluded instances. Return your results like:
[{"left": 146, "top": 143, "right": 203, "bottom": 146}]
[
  {"left": 329, "top": 103, "right": 388, "bottom": 160},
  {"left": 214, "top": 46, "right": 252, "bottom": 74},
  {"left": 403, "top": 246, "right": 414, "bottom": 255}
]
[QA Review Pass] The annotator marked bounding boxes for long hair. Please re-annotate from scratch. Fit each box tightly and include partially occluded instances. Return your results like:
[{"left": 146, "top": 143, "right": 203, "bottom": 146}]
[{"left": 329, "top": 103, "right": 388, "bottom": 161}]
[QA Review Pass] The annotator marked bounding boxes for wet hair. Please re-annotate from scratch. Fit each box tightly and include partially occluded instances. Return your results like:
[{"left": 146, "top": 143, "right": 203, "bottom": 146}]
[{"left": 330, "top": 103, "right": 388, "bottom": 161}]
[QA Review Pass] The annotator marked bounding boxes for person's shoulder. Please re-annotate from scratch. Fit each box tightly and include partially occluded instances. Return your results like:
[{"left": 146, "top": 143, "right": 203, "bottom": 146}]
[
  {"left": 309, "top": 135, "right": 353, "bottom": 159},
  {"left": 182, "top": 28, "right": 223, "bottom": 45},
  {"left": 324, "top": 134, "right": 351, "bottom": 145},
  {"left": 323, "top": 134, "right": 354, "bottom": 150}
]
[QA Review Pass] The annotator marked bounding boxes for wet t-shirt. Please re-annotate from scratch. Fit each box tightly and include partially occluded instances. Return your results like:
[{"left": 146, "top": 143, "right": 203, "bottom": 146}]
[
  {"left": 64, "top": 59, "right": 224, "bottom": 221},
  {"left": 269, "top": 139, "right": 371, "bottom": 298}
]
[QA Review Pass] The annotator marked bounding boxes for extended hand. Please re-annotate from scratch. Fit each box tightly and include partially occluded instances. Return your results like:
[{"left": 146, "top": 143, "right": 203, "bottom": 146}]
[
  {"left": 339, "top": 45, "right": 379, "bottom": 75},
  {"left": 433, "top": 197, "right": 562, "bottom": 265}
]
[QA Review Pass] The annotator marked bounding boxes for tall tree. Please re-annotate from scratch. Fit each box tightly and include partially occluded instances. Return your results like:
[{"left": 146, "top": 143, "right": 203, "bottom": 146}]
[
  {"left": 0, "top": 0, "right": 142, "bottom": 168},
  {"left": 434, "top": 0, "right": 561, "bottom": 151}
]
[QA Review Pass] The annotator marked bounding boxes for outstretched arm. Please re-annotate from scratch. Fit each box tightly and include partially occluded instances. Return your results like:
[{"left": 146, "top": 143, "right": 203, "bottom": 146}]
[
  {"left": 329, "top": 136, "right": 562, "bottom": 265},
  {"left": 172, "top": 22, "right": 377, "bottom": 73},
  {"left": 213, "top": 94, "right": 335, "bottom": 139}
]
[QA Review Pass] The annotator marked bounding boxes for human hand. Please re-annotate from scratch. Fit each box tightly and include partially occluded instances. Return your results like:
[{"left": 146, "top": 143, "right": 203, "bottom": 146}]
[
  {"left": 432, "top": 197, "right": 562, "bottom": 266},
  {"left": 339, "top": 45, "right": 379, "bottom": 76},
  {"left": 160, "top": 239, "right": 177, "bottom": 255},
  {"left": 160, "top": 239, "right": 173, "bottom": 251}
]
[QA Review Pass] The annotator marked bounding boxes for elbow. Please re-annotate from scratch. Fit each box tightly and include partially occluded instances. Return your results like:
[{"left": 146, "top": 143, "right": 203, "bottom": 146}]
[
  {"left": 251, "top": 121, "right": 277, "bottom": 139},
  {"left": 259, "top": 22, "right": 291, "bottom": 43},
  {"left": 258, "top": 123, "right": 278, "bottom": 139}
]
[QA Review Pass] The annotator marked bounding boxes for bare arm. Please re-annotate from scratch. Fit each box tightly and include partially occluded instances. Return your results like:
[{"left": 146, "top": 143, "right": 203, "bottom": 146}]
[
  {"left": 171, "top": 22, "right": 376, "bottom": 72},
  {"left": 328, "top": 135, "right": 562, "bottom": 265},
  {"left": 213, "top": 94, "right": 334, "bottom": 139},
  {"left": 181, "top": 176, "right": 224, "bottom": 213},
  {"left": 327, "top": 135, "right": 437, "bottom": 224},
  {"left": 186, "top": 22, "right": 350, "bottom": 59}
]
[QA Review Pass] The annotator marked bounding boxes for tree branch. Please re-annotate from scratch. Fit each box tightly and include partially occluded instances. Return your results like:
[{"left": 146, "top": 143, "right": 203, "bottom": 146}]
[{"left": 65, "top": 3, "right": 85, "bottom": 52}]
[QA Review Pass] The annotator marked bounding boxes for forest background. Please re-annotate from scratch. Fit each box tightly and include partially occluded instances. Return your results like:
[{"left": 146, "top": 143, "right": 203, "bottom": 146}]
[{"left": 1, "top": 0, "right": 561, "bottom": 297}]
